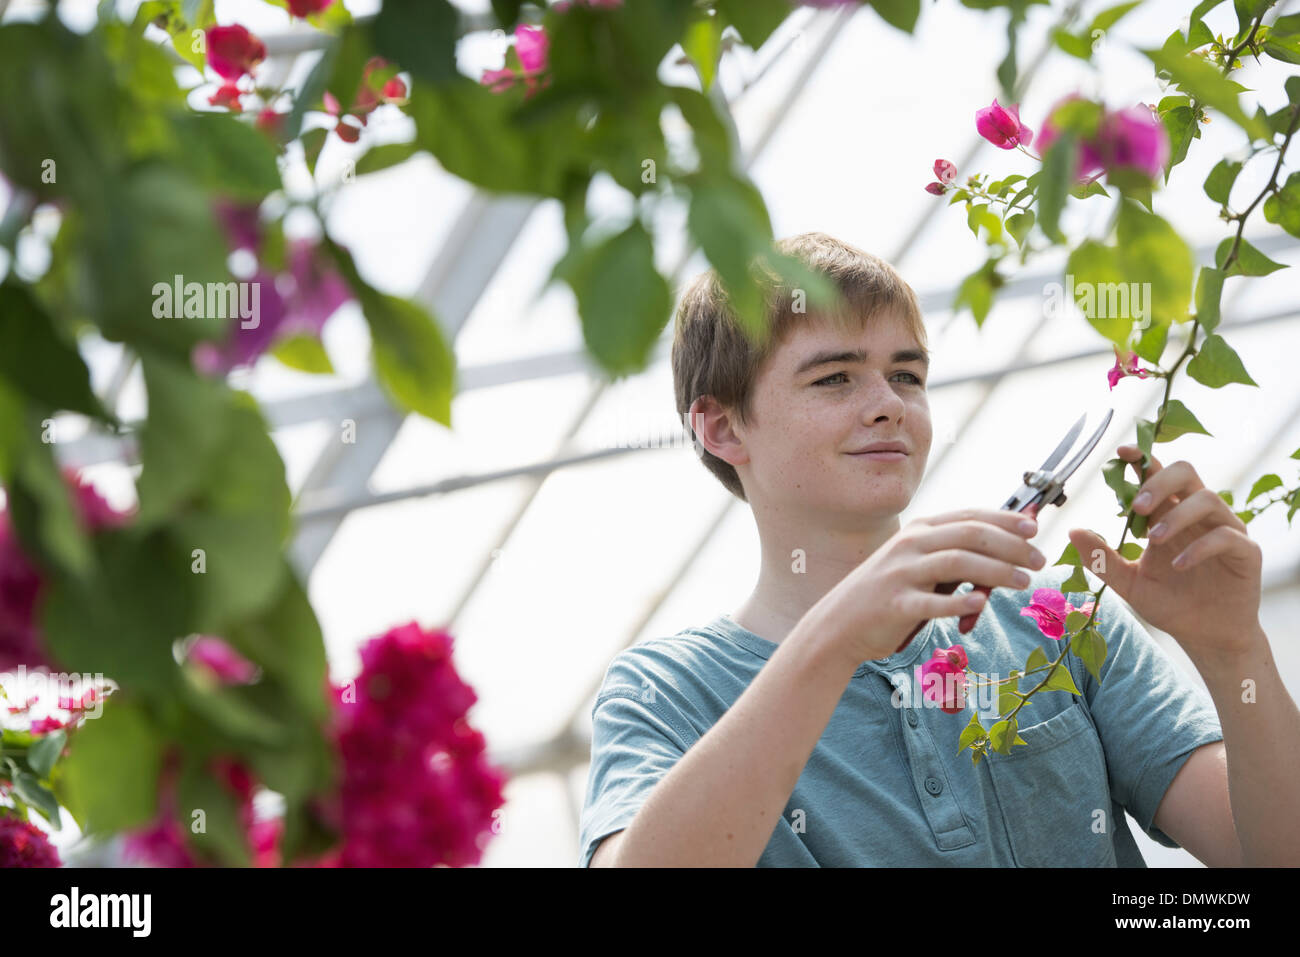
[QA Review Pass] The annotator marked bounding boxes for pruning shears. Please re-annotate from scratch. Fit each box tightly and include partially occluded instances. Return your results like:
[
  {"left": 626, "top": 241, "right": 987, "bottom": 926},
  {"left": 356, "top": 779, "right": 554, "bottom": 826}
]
[{"left": 895, "top": 408, "right": 1115, "bottom": 652}]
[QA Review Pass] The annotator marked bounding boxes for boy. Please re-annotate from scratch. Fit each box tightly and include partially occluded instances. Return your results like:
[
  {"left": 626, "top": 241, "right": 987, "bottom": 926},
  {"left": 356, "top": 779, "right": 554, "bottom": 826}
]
[{"left": 579, "top": 232, "right": 1294, "bottom": 867}]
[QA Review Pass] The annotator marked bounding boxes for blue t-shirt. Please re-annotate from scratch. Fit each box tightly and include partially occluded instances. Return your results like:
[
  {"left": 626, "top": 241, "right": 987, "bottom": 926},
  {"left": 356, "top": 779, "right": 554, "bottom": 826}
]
[{"left": 578, "top": 566, "right": 1224, "bottom": 866}]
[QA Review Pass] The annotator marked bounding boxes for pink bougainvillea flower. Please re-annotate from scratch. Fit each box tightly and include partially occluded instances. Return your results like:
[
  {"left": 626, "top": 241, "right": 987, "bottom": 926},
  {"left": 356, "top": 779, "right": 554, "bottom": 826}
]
[
  {"left": 1107, "top": 345, "right": 1154, "bottom": 390},
  {"left": 1, "top": 473, "right": 129, "bottom": 672},
  {"left": 480, "top": 67, "right": 517, "bottom": 93},
  {"left": 1020, "top": 587, "right": 1095, "bottom": 640},
  {"left": 187, "top": 636, "right": 258, "bottom": 685},
  {"left": 1036, "top": 96, "right": 1169, "bottom": 183},
  {"left": 193, "top": 239, "right": 351, "bottom": 376},
  {"left": 122, "top": 751, "right": 278, "bottom": 868},
  {"left": 925, "top": 158, "right": 957, "bottom": 194},
  {"left": 514, "top": 24, "right": 548, "bottom": 74},
  {"left": 29, "top": 714, "right": 66, "bottom": 734},
  {"left": 920, "top": 645, "right": 968, "bottom": 714},
  {"left": 205, "top": 25, "right": 267, "bottom": 82},
  {"left": 381, "top": 77, "right": 408, "bottom": 103},
  {"left": 334, "top": 117, "right": 361, "bottom": 142},
  {"left": 0, "top": 814, "right": 61, "bottom": 867},
  {"left": 57, "top": 687, "right": 102, "bottom": 712},
  {"left": 976, "top": 98, "right": 1033, "bottom": 149},
  {"left": 212, "top": 199, "right": 262, "bottom": 254},
  {"left": 481, "top": 24, "right": 551, "bottom": 98},
  {"left": 255, "top": 108, "right": 285, "bottom": 137},
  {"left": 288, "top": 0, "right": 334, "bottom": 17},
  {"left": 308, "top": 621, "right": 508, "bottom": 867},
  {"left": 208, "top": 80, "right": 244, "bottom": 113},
  {"left": 1100, "top": 104, "right": 1170, "bottom": 180}
]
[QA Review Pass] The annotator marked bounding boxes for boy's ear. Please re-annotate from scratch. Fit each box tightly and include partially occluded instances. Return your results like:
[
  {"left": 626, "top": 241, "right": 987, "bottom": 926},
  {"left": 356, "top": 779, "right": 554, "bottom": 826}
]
[{"left": 689, "top": 395, "right": 749, "bottom": 467}]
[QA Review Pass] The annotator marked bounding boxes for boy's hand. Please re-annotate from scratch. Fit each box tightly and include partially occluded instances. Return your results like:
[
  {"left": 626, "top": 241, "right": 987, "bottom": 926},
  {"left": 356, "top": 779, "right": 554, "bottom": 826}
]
[
  {"left": 1067, "top": 445, "right": 1264, "bottom": 661},
  {"left": 818, "top": 507, "right": 1045, "bottom": 663}
]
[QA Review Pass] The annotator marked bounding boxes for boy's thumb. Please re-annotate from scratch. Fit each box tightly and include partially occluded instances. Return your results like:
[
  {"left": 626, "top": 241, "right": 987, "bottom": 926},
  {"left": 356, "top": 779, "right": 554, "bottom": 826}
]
[{"left": 1068, "top": 528, "right": 1114, "bottom": 582}]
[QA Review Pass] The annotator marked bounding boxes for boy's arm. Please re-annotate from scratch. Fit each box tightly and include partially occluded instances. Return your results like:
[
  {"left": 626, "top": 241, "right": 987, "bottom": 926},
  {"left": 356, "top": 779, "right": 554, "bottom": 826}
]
[
  {"left": 1154, "top": 627, "right": 1300, "bottom": 866},
  {"left": 596, "top": 599, "right": 860, "bottom": 867}
]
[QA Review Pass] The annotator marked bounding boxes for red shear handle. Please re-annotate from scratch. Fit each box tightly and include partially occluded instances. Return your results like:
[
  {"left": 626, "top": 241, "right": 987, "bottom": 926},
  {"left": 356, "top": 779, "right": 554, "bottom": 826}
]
[
  {"left": 956, "top": 500, "right": 1043, "bottom": 633},
  {"left": 893, "top": 500, "right": 1044, "bottom": 652}
]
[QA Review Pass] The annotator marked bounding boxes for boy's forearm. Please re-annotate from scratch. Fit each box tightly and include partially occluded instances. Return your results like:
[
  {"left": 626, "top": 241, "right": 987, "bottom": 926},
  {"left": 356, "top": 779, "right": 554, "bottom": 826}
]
[
  {"left": 609, "top": 601, "right": 860, "bottom": 867},
  {"left": 1192, "top": 627, "right": 1300, "bottom": 866}
]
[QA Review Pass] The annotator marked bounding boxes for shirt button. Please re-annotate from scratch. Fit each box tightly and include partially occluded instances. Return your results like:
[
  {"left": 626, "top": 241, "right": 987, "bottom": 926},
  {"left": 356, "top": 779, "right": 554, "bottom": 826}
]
[
  {"left": 925, "top": 776, "right": 942, "bottom": 796},
  {"left": 906, "top": 709, "right": 918, "bottom": 727}
]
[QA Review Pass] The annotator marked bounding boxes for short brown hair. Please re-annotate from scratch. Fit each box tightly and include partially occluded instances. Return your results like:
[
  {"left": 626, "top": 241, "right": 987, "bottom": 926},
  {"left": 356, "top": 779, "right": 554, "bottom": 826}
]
[{"left": 671, "top": 231, "right": 929, "bottom": 502}]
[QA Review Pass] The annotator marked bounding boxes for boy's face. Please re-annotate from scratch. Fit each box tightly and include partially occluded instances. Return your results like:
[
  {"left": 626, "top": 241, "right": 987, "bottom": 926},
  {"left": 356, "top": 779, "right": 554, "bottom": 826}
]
[{"left": 732, "top": 309, "right": 932, "bottom": 523}]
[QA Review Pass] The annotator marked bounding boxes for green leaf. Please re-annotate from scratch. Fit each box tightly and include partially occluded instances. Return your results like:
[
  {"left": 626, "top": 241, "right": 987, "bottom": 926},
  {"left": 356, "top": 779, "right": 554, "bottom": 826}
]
[
  {"left": 11, "top": 769, "right": 61, "bottom": 828},
  {"left": 954, "top": 260, "right": 997, "bottom": 328},
  {"left": 367, "top": 294, "right": 457, "bottom": 425},
  {"left": 176, "top": 752, "right": 250, "bottom": 867},
  {"left": 1162, "top": 106, "right": 1199, "bottom": 180},
  {"left": 997, "top": 680, "right": 1021, "bottom": 715},
  {"left": 1186, "top": 333, "right": 1258, "bottom": 388},
  {"left": 1026, "top": 646, "right": 1049, "bottom": 673},
  {"left": 1116, "top": 200, "right": 1193, "bottom": 324},
  {"left": 686, "top": 173, "right": 776, "bottom": 338},
  {"left": 988, "top": 718, "right": 1013, "bottom": 754},
  {"left": 1203, "top": 158, "right": 1242, "bottom": 206},
  {"left": 1065, "top": 609, "right": 1091, "bottom": 634},
  {"left": 1055, "top": 542, "right": 1083, "bottom": 567},
  {"left": 26, "top": 729, "right": 66, "bottom": 780},
  {"left": 1247, "top": 473, "right": 1282, "bottom": 502},
  {"left": 58, "top": 697, "right": 163, "bottom": 835},
  {"left": 1104, "top": 455, "right": 1140, "bottom": 509},
  {"left": 1070, "top": 627, "right": 1108, "bottom": 683},
  {"left": 1037, "top": 133, "right": 1078, "bottom": 244},
  {"left": 559, "top": 221, "right": 673, "bottom": 378},
  {"left": 1215, "top": 237, "right": 1286, "bottom": 276},
  {"left": 301, "top": 126, "right": 329, "bottom": 177},
  {"left": 330, "top": 244, "right": 457, "bottom": 425},
  {"left": 870, "top": 0, "right": 922, "bottom": 33},
  {"left": 716, "top": 0, "right": 794, "bottom": 51},
  {"left": 967, "top": 203, "right": 1003, "bottom": 244},
  {"left": 1154, "top": 398, "right": 1212, "bottom": 441},
  {"left": 1134, "top": 419, "right": 1156, "bottom": 459},
  {"left": 170, "top": 113, "right": 282, "bottom": 201},
  {"left": 681, "top": 10, "right": 724, "bottom": 90},
  {"left": 1065, "top": 240, "right": 1129, "bottom": 345},
  {"left": 0, "top": 282, "right": 109, "bottom": 420},
  {"left": 271, "top": 334, "right": 335, "bottom": 374},
  {"left": 1144, "top": 46, "right": 1271, "bottom": 140},
  {"left": 372, "top": 0, "right": 460, "bottom": 85},
  {"left": 41, "top": 529, "right": 196, "bottom": 692},
  {"left": 1119, "top": 541, "right": 1144, "bottom": 559},
  {"left": 957, "top": 711, "right": 986, "bottom": 753},
  {"left": 1040, "top": 662, "right": 1081, "bottom": 695},
  {"left": 1060, "top": 564, "right": 1091, "bottom": 595},
  {"left": 1263, "top": 172, "right": 1300, "bottom": 239},
  {"left": 352, "top": 141, "right": 423, "bottom": 177},
  {"left": 1194, "top": 266, "right": 1224, "bottom": 332},
  {"left": 1131, "top": 319, "right": 1168, "bottom": 365}
]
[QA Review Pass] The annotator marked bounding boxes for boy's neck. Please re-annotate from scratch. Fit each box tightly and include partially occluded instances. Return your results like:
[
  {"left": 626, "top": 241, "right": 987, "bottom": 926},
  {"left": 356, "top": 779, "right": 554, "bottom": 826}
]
[{"left": 729, "top": 513, "right": 903, "bottom": 646}]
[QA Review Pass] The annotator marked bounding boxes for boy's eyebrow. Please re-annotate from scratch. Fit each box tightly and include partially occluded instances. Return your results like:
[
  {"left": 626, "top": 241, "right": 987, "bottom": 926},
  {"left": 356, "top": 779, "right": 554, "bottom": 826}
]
[{"left": 793, "top": 348, "right": 930, "bottom": 378}]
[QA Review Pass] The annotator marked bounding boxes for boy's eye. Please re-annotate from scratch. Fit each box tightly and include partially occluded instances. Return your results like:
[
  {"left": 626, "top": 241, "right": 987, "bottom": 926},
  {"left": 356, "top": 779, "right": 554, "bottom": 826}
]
[{"left": 812, "top": 371, "right": 924, "bottom": 387}]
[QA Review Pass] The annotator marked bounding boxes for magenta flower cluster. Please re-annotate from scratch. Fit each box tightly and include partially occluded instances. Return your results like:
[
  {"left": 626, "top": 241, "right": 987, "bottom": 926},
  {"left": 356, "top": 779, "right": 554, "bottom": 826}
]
[
  {"left": 320, "top": 621, "right": 508, "bottom": 867},
  {"left": 0, "top": 814, "right": 61, "bottom": 867}
]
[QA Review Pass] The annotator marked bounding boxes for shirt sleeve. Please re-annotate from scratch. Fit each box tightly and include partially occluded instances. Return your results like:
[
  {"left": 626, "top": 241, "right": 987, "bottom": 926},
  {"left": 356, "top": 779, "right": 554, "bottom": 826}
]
[
  {"left": 1066, "top": 567, "right": 1225, "bottom": 849},
  {"left": 577, "top": 660, "right": 699, "bottom": 868}
]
